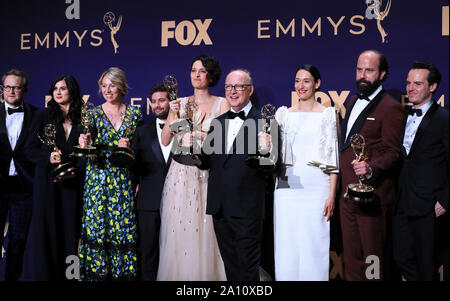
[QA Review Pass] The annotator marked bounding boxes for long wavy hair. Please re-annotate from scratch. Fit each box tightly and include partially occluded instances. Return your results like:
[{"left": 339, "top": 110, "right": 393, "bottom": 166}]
[{"left": 47, "top": 74, "right": 83, "bottom": 125}]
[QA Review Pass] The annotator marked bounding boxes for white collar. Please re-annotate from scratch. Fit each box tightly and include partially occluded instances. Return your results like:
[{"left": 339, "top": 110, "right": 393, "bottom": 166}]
[{"left": 231, "top": 101, "right": 252, "bottom": 117}]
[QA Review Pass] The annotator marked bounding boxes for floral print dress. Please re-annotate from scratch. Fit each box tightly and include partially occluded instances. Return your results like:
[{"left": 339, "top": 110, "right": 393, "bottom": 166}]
[{"left": 79, "top": 104, "right": 143, "bottom": 281}]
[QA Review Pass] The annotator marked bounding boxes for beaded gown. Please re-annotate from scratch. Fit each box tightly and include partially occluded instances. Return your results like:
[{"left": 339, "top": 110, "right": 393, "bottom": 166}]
[{"left": 157, "top": 97, "right": 226, "bottom": 281}]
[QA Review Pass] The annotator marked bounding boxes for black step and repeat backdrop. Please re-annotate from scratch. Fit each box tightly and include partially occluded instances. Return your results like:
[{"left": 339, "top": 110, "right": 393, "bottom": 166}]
[{"left": 1, "top": 0, "right": 448, "bottom": 280}]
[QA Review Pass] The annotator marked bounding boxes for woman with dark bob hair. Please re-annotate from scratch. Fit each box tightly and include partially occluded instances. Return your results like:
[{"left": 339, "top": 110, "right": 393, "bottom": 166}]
[
  {"left": 28, "top": 74, "right": 85, "bottom": 280},
  {"left": 158, "top": 54, "right": 230, "bottom": 280}
]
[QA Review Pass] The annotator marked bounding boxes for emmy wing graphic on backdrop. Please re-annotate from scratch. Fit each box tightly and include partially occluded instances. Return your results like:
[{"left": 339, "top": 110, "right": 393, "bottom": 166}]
[
  {"left": 103, "top": 12, "right": 122, "bottom": 54},
  {"left": 366, "top": 0, "right": 392, "bottom": 43}
]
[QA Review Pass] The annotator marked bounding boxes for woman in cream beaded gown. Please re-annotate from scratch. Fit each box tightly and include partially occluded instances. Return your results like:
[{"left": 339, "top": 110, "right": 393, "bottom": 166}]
[
  {"left": 274, "top": 64, "right": 339, "bottom": 281},
  {"left": 157, "top": 55, "right": 230, "bottom": 280}
]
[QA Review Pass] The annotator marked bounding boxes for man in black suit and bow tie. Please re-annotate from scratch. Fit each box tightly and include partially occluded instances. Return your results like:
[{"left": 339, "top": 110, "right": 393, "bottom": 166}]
[
  {"left": 0, "top": 69, "right": 41, "bottom": 280},
  {"left": 199, "top": 69, "right": 277, "bottom": 281},
  {"left": 131, "top": 83, "right": 172, "bottom": 281},
  {"left": 393, "top": 61, "right": 448, "bottom": 281}
]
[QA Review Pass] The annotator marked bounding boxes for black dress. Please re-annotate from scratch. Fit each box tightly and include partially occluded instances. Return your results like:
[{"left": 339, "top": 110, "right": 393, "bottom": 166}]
[{"left": 27, "top": 110, "right": 85, "bottom": 280}]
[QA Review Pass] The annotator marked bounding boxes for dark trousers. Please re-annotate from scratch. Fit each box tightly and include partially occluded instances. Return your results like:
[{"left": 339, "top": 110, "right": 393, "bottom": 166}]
[
  {"left": 340, "top": 197, "right": 391, "bottom": 281},
  {"left": 0, "top": 177, "right": 33, "bottom": 281},
  {"left": 136, "top": 210, "right": 160, "bottom": 281},
  {"left": 212, "top": 211, "right": 263, "bottom": 281},
  {"left": 393, "top": 210, "right": 436, "bottom": 281}
]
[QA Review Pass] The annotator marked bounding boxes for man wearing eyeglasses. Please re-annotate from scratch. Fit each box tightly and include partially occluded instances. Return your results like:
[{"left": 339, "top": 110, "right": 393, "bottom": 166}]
[
  {"left": 199, "top": 69, "right": 278, "bottom": 281},
  {"left": 0, "top": 69, "right": 41, "bottom": 280}
]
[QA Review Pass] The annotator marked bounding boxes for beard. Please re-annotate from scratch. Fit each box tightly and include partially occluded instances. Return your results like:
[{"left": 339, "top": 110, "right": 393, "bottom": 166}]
[
  {"left": 154, "top": 108, "right": 169, "bottom": 120},
  {"left": 356, "top": 78, "right": 382, "bottom": 96}
]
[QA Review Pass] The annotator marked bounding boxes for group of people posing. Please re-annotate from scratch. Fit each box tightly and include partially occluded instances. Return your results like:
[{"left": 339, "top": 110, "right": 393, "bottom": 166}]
[{"left": 0, "top": 49, "right": 447, "bottom": 281}]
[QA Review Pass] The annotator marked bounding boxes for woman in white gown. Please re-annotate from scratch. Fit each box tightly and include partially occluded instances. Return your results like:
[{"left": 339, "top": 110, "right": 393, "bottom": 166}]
[
  {"left": 157, "top": 55, "right": 229, "bottom": 280},
  {"left": 274, "top": 64, "right": 339, "bottom": 281}
]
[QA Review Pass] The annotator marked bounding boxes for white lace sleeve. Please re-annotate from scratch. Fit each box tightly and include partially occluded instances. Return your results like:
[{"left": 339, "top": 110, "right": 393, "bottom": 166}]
[{"left": 308, "top": 107, "right": 339, "bottom": 174}]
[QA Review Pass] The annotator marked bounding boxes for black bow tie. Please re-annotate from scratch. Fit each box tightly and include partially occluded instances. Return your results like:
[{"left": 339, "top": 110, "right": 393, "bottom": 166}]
[
  {"left": 7, "top": 106, "right": 24, "bottom": 115},
  {"left": 227, "top": 110, "right": 245, "bottom": 120},
  {"left": 357, "top": 94, "right": 371, "bottom": 101},
  {"left": 408, "top": 108, "right": 422, "bottom": 117},
  {"left": 159, "top": 123, "right": 165, "bottom": 129}
]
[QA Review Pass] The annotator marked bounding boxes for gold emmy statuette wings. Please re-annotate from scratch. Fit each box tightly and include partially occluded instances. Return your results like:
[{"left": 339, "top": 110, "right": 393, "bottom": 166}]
[{"left": 376, "top": 0, "right": 392, "bottom": 43}]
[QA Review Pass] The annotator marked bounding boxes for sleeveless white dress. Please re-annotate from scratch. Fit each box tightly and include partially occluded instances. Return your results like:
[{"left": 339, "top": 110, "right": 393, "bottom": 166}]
[
  {"left": 274, "top": 107, "right": 339, "bottom": 281},
  {"left": 157, "top": 97, "right": 227, "bottom": 281}
]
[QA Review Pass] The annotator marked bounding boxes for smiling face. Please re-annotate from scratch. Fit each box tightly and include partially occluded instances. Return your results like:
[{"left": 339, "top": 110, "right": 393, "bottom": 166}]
[
  {"left": 53, "top": 80, "right": 71, "bottom": 106},
  {"left": 3, "top": 75, "right": 26, "bottom": 107},
  {"left": 406, "top": 69, "right": 436, "bottom": 107},
  {"left": 224, "top": 70, "right": 254, "bottom": 112},
  {"left": 150, "top": 91, "right": 170, "bottom": 120},
  {"left": 190, "top": 60, "right": 209, "bottom": 89},
  {"left": 295, "top": 69, "right": 320, "bottom": 101},
  {"left": 101, "top": 76, "right": 122, "bottom": 103}
]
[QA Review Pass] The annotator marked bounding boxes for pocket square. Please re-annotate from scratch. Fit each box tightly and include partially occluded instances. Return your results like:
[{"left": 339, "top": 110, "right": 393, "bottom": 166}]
[{"left": 366, "top": 117, "right": 375, "bottom": 120}]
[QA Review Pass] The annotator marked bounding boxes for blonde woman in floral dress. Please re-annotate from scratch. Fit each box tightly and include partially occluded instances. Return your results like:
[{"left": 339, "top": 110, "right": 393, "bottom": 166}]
[{"left": 78, "top": 67, "right": 143, "bottom": 280}]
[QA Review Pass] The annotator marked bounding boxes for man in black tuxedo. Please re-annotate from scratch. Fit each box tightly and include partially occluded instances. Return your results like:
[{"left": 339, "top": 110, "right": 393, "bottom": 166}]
[
  {"left": 199, "top": 69, "right": 277, "bottom": 281},
  {"left": 0, "top": 69, "right": 40, "bottom": 280},
  {"left": 131, "top": 83, "right": 172, "bottom": 281},
  {"left": 393, "top": 61, "right": 448, "bottom": 281}
]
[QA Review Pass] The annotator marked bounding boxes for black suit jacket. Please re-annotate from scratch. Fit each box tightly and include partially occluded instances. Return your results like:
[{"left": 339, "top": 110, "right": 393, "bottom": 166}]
[
  {"left": 0, "top": 102, "right": 41, "bottom": 193},
  {"left": 131, "top": 121, "right": 172, "bottom": 211},
  {"left": 396, "top": 101, "right": 449, "bottom": 216},
  {"left": 201, "top": 106, "right": 275, "bottom": 219}
]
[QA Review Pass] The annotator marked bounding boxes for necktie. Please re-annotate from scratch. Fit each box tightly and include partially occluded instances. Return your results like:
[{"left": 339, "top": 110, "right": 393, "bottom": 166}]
[
  {"left": 227, "top": 110, "right": 245, "bottom": 120},
  {"left": 357, "top": 94, "right": 371, "bottom": 101},
  {"left": 159, "top": 123, "right": 165, "bottom": 129},
  {"left": 7, "top": 106, "right": 24, "bottom": 115},
  {"left": 408, "top": 108, "right": 422, "bottom": 117}
]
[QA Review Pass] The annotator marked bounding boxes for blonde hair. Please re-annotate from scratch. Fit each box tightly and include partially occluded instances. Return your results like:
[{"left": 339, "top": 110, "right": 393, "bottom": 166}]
[{"left": 98, "top": 67, "right": 129, "bottom": 96}]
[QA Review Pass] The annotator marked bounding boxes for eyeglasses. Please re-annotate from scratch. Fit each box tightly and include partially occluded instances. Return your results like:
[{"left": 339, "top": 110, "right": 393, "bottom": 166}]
[
  {"left": 224, "top": 84, "right": 252, "bottom": 91},
  {"left": 3, "top": 85, "right": 24, "bottom": 92}
]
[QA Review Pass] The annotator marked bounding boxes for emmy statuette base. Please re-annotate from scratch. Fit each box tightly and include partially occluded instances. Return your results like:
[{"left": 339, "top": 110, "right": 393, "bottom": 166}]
[{"left": 109, "top": 147, "right": 135, "bottom": 168}]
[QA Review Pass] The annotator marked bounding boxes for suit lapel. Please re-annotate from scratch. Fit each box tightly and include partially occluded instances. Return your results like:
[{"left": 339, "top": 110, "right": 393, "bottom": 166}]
[
  {"left": 342, "top": 89, "right": 386, "bottom": 150},
  {"left": 150, "top": 121, "right": 165, "bottom": 164},
  {"left": 340, "top": 96, "right": 357, "bottom": 148},
  {"left": 16, "top": 103, "right": 32, "bottom": 149},
  {"left": 0, "top": 105, "right": 13, "bottom": 152},
  {"left": 400, "top": 107, "right": 410, "bottom": 158},
  {"left": 408, "top": 101, "right": 438, "bottom": 157}
]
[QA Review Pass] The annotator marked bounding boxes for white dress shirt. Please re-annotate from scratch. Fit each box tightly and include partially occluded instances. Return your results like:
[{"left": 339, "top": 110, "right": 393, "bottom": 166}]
[
  {"left": 403, "top": 100, "right": 432, "bottom": 155},
  {"left": 345, "top": 85, "right": 383, "bottom": 140},
  {"left": 5, "top": 102, "right": 24, "bottom": 176},
  {"left": 156, "top": 118, "right": 172, "bottom": 163},
  {"left": 226, "top": 102, "right": 253, "bottom": 153}
]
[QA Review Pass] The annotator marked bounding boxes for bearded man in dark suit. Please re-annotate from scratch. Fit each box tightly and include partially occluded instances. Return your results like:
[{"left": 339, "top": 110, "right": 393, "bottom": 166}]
[{"left": 339, "top": 50, "right": 404, "bottom": 281}]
